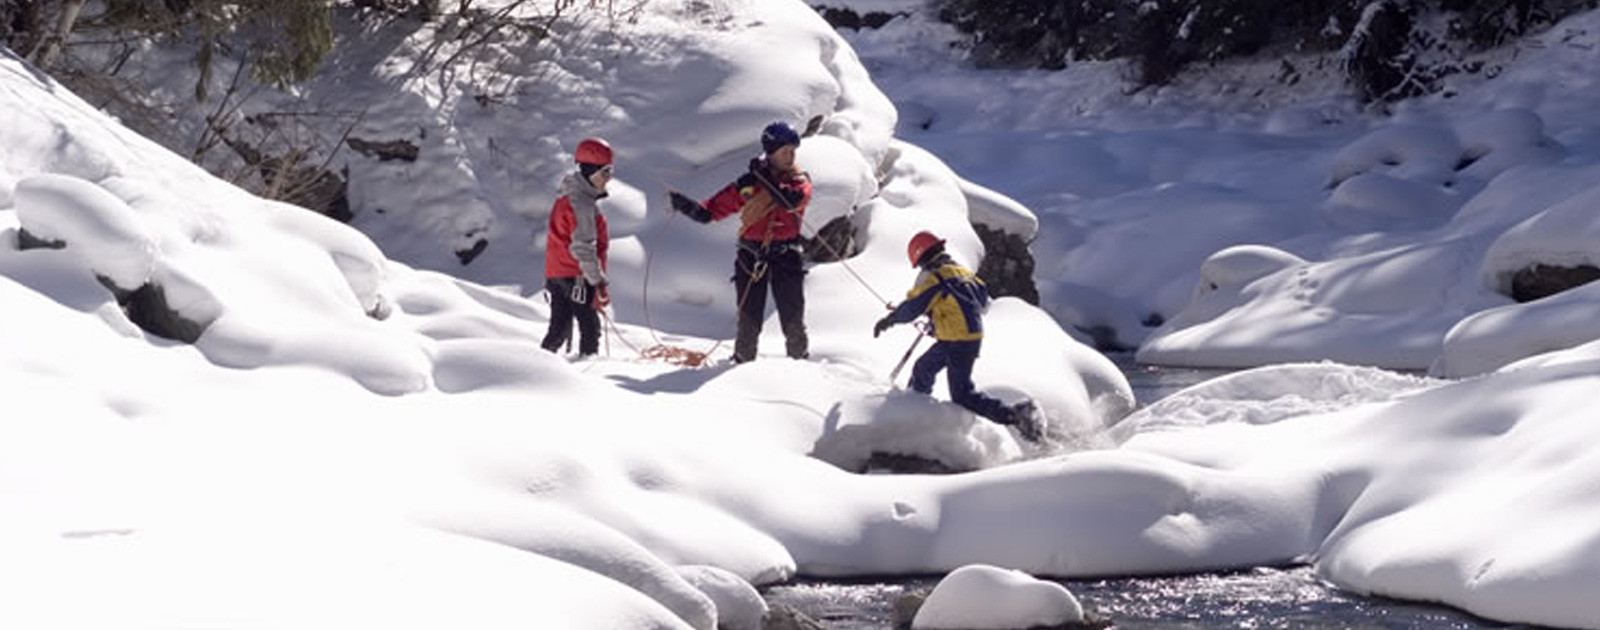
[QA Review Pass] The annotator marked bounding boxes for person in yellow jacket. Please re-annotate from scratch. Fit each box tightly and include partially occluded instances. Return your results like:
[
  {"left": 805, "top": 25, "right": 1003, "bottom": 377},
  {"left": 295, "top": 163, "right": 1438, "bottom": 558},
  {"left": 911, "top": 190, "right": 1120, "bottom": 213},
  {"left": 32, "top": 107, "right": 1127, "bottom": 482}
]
[{"left": 874, "top": 231, "right": 1043, "bottom": 442}]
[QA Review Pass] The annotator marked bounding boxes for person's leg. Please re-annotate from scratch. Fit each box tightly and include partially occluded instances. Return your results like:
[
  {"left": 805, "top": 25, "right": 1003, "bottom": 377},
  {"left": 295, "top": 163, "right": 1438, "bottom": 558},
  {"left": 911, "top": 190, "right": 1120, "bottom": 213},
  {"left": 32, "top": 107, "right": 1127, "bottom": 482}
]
[
  {"left": 770, "top": 247, "right": 808, "bottom": 359},
  {"left": 574, "top": 283, "right": 602, "bottom": 356},
  {"left": 733, "top": 248, "right": 769, "bottom": 363},
  {"left": 908, "top": 341, "right": 950, "bottom": 395},
  {"left": 540, "top": 278, "right": 576, "bottom": 353},
  {"left": 945, "top": 340, "right": 1013, "bottom": 423}
]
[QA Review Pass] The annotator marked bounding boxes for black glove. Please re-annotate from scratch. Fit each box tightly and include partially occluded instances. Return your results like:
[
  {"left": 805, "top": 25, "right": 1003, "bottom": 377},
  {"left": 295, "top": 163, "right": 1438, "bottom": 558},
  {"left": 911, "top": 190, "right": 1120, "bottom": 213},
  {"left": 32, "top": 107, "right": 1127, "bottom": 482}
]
[
  {"left": 668, "top": 190, "right": 713, "bottom": 223},
  {"left": 873, "top": 315, "right": 894, "bottom": 338}
]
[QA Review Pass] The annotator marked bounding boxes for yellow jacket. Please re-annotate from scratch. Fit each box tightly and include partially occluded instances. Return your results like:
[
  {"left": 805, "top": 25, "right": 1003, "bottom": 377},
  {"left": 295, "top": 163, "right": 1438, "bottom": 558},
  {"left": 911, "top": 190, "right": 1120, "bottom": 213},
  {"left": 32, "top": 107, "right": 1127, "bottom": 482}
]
[{"left": 885, "top": 256, "right": 990, "bottom": 341}]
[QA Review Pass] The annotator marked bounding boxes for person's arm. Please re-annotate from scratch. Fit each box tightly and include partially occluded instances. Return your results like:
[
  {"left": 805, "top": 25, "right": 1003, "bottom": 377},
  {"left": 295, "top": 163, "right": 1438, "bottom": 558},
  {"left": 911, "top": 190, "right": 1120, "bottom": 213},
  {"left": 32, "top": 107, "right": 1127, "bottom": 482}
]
[
  {"left": 887, "top": 271, "right": 941, "bottom": 325},
  {"left": 703, "top": 172, "right": 758, "bottom": 220},
  {"left": 668, "top": 190, "right": 713, "bottom": 223},
  {"left": 568, "top": 200, "right": 605, "bottom": 287},
  {"left": 875, "top": 271, "right": 942, "bottom": 336}
]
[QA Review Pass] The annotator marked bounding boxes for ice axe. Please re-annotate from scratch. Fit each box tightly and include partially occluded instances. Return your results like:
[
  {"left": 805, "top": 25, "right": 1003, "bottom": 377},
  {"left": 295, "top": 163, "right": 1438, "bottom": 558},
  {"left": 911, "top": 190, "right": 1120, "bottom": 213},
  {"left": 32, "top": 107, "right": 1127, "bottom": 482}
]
[{"left": 888, "top": 320, "right": 931, "bottom": 388}]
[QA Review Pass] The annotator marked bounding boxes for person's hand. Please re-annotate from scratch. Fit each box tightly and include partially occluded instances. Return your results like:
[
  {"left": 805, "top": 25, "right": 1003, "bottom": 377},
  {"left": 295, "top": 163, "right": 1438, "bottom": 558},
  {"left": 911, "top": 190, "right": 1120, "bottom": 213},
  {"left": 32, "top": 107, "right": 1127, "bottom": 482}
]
[
  {"left": 595, "top": 283, "right": 611, "bottom": 309},
  {"left": 873, "top": 315, "right": 894, "bottom": 338},
  {"left": 668, "top": 190, "right": 712, "bottom": 223}
]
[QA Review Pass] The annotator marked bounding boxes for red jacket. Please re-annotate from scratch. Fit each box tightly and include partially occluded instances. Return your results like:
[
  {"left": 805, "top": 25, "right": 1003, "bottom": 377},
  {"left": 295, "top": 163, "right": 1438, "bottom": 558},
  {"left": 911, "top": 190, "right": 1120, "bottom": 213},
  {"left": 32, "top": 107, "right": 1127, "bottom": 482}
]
[
  {"left": 544, "top": 194, "right": 608, "bottom": 280},
  {"left": 704, "top": 160, "right": 811, "bottom": 243}
]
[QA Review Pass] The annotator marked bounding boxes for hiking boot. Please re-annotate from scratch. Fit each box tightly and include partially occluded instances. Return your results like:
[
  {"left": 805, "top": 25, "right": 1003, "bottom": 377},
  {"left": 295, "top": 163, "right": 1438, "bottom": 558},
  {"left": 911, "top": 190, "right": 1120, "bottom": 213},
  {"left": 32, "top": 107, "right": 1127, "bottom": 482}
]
[{"left": 1011, "top": 401, "right": 1044, "bottom": 443}]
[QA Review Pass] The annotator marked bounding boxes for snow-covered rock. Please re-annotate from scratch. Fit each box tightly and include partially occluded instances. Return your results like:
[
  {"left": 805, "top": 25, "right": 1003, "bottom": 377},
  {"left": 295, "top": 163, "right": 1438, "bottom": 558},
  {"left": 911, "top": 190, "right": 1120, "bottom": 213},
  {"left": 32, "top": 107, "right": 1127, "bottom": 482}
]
[{"left": 912, "top": 564, "right": 1084, "bottom": 630}]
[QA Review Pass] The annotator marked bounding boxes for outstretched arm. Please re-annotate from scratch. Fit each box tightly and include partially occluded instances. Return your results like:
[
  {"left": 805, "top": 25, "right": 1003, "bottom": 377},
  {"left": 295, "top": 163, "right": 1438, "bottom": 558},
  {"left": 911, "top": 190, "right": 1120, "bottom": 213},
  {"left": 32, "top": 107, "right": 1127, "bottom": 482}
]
[{"left": 667, "top": 190, "right": 713, "bottom": 223}]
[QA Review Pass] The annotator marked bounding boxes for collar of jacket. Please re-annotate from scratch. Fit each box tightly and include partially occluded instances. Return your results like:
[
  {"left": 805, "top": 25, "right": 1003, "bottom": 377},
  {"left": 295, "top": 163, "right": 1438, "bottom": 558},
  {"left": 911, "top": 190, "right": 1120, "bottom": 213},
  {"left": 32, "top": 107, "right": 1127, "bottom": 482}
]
[{"left": 560, "top": 170, "right": 609, "bottom": 201}]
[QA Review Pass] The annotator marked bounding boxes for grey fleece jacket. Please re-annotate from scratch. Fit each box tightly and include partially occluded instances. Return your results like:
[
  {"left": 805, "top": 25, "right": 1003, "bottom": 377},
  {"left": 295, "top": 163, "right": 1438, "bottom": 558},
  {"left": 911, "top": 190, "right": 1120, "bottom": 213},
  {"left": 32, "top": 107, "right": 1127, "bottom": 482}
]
[{"left": 561, "top": 171, "right": 607, "bottom": 287}]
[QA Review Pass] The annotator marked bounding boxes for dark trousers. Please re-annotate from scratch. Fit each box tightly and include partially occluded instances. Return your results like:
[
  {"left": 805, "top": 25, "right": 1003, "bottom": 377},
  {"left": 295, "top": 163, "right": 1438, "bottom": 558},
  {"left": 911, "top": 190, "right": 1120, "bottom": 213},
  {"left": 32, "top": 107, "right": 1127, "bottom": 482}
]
[
  {"left": 541, "top": 277, "right": 601, "bottom": 356},
  {"left": 909, "top": 339, "right": 1012, "bottom": 423},
  {"left": 733, "top": 241, "right": 807, "bottom": 363}
]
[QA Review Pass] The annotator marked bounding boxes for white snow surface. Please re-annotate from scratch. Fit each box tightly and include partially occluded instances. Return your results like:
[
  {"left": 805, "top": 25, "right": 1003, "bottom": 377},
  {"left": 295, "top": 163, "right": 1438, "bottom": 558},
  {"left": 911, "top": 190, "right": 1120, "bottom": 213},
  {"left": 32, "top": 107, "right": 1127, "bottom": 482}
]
[{"left": 5, "top": 1, "right": 1600, "bottom": 628}]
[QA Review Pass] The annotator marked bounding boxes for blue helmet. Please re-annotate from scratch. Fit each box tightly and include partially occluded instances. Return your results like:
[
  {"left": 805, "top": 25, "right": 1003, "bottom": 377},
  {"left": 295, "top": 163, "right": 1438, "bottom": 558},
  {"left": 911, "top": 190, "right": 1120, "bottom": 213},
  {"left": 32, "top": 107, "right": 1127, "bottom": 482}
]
[{"left": 760, "top": 121, "right": 801, "bottom": 154}]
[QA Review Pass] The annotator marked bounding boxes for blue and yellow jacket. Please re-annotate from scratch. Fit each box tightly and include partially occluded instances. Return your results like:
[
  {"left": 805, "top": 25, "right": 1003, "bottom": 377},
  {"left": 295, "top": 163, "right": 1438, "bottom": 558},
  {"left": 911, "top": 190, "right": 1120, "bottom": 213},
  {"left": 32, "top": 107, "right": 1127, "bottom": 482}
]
[{"left": 885, "top": 254, "right": 990, "bottom": 341}]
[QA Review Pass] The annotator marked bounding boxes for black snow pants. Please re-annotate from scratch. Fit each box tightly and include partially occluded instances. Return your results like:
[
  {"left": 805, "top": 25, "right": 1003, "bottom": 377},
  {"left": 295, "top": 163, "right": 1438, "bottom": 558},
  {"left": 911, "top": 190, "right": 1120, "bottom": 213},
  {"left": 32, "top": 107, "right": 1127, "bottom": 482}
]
[
  {"left": 732, "top": 239, "right": 808, "bottom": 363},
  {"left": 541, "top": 277, "right": 602, "bottom": 356}
]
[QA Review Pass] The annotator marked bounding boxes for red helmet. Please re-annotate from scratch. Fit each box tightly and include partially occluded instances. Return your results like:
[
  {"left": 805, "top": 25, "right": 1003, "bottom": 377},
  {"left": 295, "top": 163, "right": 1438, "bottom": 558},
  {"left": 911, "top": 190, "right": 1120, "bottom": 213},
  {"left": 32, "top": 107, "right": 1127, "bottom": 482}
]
[
  {"left": 575, "top": 137, "right": 613, "bottom": 166},
  {"left": 907, "top": 231, "right": 945, "bottom": 268}
]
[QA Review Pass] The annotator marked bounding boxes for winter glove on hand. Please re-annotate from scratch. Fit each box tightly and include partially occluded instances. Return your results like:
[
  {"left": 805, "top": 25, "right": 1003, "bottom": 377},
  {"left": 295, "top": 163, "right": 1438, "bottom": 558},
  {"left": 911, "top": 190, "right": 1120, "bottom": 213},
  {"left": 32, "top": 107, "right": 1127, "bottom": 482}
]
[
  {"left": 873, "top": 315, "right": 894, "bottom": 338},
  {"left": 594, "top": 283, "right": 611, "bottom": 309},
  {"left": 668, "top": 191, "right": 713, "bottom": 224}
]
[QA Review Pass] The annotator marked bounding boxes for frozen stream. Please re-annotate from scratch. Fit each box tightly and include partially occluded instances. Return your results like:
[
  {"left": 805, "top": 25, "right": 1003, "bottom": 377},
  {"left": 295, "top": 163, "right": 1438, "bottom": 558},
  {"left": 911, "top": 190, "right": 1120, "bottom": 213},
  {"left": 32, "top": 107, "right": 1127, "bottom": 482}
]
[{"left": 765, "top": 357, "right": 1530, "bottom": 628}]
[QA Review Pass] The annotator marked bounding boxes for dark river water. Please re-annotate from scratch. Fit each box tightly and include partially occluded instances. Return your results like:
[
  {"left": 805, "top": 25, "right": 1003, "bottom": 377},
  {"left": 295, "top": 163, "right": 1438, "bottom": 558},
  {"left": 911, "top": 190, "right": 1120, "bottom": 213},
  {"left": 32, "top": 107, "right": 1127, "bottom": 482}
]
[{"left": 764, "top": 356, "right": 1534, "bottom": 629}]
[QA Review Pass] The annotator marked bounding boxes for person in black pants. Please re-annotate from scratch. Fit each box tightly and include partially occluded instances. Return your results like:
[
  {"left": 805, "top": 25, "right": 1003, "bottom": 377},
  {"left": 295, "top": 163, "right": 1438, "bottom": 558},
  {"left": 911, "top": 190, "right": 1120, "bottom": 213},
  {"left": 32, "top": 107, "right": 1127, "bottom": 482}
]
[
  {"left": 541, "top": 138, "right": 614, "bottom": 357},
  {"left": 668, "top": 122, "right": 812, "bottom": 363}
]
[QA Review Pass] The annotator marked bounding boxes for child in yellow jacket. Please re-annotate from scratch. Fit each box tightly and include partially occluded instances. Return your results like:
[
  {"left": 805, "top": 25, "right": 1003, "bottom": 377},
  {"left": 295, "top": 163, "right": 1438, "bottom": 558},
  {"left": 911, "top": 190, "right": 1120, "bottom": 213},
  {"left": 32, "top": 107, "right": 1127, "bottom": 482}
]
[{"left": 874, "top": 231, "right": 1043, "bottom": 442}]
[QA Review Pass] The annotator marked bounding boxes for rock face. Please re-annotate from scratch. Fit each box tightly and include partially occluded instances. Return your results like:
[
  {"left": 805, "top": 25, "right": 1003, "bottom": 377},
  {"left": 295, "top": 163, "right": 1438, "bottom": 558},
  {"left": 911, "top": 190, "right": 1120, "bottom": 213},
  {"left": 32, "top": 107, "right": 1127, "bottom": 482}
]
[
  {"left": 974, "top": 223, "right": 1039, "bottom": 305},
  {"left": 347, "top": 136, "right": 420, "bottom": 162},
  {"left": 105, "top": 280, "right": 211, "bottom": 344},
  {"left": 862, "top": 452, "right": 971, "bottom": 475},
  {"left": 813, "top": 5, "right": 904, "bottom": 31},
  {"left": 1509, "top": 263, "right": 1600, "bottom": 302},
  {"left": 804, "top": 214, "right": 859, "bottom": 264}
]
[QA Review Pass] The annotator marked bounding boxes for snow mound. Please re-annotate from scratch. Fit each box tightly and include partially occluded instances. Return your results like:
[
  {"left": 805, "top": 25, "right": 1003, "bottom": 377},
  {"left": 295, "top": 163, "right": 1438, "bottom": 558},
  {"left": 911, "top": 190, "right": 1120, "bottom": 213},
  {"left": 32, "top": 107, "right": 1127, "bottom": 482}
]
[
  {"left": 1453, "top": 108, "right": 1564, "bottom": 181},
  {"left": 811, "top": 391, "right": 1023, "bottom": 472},
  {"left": 1328, "top": 123, "right": 1462, "bottom": 188},
  {"left": 1199, "top": 244, "right": 1306, "bottom": 291},
  {"left": 913, "top": 564, "right": 1083, "bottom": 630},
  {"left": 1321, "top": 172, "right": 1459, "bottom": 231}
]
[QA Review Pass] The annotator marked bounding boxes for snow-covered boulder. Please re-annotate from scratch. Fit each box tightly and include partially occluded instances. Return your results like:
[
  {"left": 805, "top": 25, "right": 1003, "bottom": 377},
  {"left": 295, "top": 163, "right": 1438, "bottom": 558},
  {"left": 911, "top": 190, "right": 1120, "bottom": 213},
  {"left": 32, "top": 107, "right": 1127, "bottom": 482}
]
[
  {"left": 811, "top": 391, "right": 1026, "bottom": 473},
  {"left": 676, "top": 565, "right": 767, "bottom": 630},
  {"left": 1481, "top": 180, "right": 1600, "bottom": 298},
  {"left": 912, "top": 564, "right": 1084, "bottom": 630},
  {"left": 14, "top": 173, "right": 158, "bottom": 291},
  {"left": 1452, "top": 108, "right": 1564, "bottom": 181},
  {"left": 1327, "top": 123, "right": 1462, "bottom": 188},
  {"left": 1198, "top": 245, "right": 1306, "bottom": 292},
  {"left": 1320, "top": 172, "right": 1459, "bottom": 231}
]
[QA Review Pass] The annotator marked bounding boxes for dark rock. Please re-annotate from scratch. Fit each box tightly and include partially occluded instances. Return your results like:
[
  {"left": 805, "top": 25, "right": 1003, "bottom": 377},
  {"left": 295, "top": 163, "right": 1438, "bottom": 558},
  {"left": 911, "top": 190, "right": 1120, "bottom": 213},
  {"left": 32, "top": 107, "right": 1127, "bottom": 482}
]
[
  {"left": 347, "top": 136, "right": 420, "bottom": 163},
  {"left": 973, "top": 222, "right": 1039, "bottom": 305},
  {"left": 98, "top": 277, "right": 212, "bottom": 344},
  {"left": 272, "top": 161, "right": 352, "bottom": 223},
  {"left": 16, "top": 228, "right": 64, "bottom": 250},
  {"left": 1510, "top": 263, "right": 1600, "bottom": 302},
  {"left": 804, "top": 214, "right": 858, "bottom": 263},
  {"left": 862, "top": 452, "right": 972, "bottom": 475},
  {"left": 1075, "top": 324, "right": 1132, "bottom": 353},
  {"left": 803, "top": 114, "right": 825, "bottom": 138},
  {"left": 764, "top": 603, "right": 826, "bottom": 630},
  {"left": 813, "top": 5, "right": 903, "bottom": 30},
  {"left": 455, "top": 238, "right": 488, "bottom": 265},
  {"left": 891, "top": 591, "right": 927, "bottom": 629}
]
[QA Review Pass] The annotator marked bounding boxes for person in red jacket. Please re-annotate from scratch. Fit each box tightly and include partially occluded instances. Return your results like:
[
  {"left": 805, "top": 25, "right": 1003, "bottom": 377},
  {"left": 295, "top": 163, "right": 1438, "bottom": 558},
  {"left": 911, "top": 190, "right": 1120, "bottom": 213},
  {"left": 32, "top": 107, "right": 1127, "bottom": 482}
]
[
  {"left": 668, "top": 122, "right": 811, "bottom": 363},
  {"left": 541, "top": 137, "right": 613, "bottom": 357}
]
